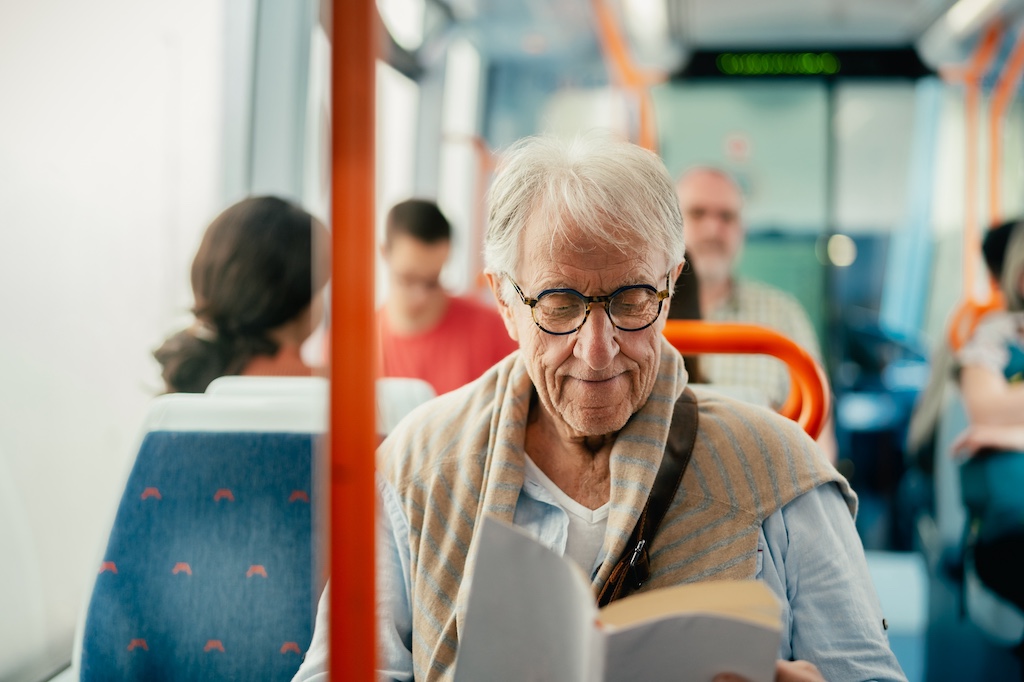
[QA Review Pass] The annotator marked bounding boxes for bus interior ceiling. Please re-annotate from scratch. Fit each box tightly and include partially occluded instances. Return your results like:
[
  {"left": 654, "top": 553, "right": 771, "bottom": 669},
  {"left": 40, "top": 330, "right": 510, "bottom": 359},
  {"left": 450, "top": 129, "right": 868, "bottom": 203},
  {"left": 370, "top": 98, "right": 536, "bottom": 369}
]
[{"left": 6, "top": 0, "right": 1024, "bottom": 680}]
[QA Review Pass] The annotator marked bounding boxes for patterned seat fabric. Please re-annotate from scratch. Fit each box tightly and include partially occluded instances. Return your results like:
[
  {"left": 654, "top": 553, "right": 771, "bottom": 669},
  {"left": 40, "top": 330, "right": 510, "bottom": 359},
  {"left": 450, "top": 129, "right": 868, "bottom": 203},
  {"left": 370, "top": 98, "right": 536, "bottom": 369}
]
[{"left": 81, "top": 431, "right": 318, "bottom": 682}]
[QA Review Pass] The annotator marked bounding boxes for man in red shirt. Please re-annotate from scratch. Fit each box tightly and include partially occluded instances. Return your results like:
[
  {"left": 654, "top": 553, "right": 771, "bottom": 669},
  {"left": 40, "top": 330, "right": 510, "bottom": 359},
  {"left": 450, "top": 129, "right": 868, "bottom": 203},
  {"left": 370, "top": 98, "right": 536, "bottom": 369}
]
[{"left": 378, "top": 199, "right": 518, "bottom": 394}]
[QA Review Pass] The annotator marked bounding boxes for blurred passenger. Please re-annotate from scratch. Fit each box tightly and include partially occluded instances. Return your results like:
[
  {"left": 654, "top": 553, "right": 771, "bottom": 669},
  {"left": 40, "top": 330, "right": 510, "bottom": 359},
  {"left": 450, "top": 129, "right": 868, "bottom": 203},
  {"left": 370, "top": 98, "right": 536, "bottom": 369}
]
[
  {"left": 293, "top": 134, "right": 904, "bottom": 682},
  {"left": 154, "top": 196, "right": 329, "bottom": 393},
  {"left": 954, "top": 220, "right": 1024, "bottom": 619},
  {"left": 666, "top": 257, "right": 708, "bottom": 383},
  {"left": 377, "top": 198, "right": 517, "bottom": 394},
  {"left": 677, "top": 167, "right": 837, "bottom": 461}
]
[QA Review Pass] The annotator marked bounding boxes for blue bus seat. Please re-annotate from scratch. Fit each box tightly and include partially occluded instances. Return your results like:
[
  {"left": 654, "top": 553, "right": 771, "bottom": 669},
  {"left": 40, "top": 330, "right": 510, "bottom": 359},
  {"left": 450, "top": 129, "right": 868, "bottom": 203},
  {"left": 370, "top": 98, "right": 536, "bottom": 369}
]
[
  {"left": 964, "top": 553, "right": 1024, "bottom": 646},
  {"left": 75, "top": 392, "right": 326, "bottom": 682},
  {"left": 933, "top": 388, "right": 1024, "bottom": 645}
]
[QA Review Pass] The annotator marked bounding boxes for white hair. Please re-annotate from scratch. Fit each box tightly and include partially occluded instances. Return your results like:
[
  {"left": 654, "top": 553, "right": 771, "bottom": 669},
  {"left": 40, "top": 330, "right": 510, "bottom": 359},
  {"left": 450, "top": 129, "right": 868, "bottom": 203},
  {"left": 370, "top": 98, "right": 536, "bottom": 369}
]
[{"left": 484, "top": 132, "right": 685, "bottom": 300}]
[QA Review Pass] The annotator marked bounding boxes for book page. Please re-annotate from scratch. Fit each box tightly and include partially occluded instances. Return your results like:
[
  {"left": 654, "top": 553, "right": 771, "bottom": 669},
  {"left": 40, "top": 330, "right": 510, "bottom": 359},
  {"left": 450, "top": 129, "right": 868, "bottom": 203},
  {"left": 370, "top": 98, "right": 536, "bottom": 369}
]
[
  {"left": 598, "top": 581, "right": 781, "bottom": 682},
  {"left": 454, "top": 517, "right": 600, "bottom": 682},
  {"left": 600, "top": 612, "right": 780, "bottom": 682}
]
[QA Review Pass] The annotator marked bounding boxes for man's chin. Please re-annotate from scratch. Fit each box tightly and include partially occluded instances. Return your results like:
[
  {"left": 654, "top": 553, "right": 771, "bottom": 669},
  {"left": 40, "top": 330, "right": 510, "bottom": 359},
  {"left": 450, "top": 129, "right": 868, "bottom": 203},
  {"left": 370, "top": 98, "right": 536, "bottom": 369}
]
[
  {"left": 693, "top": 260, "right": 732, "bottom": 286},
  {"left": 559, "top": 396, "right": 633, "bottom": 436},
  {"left": 564, "top": 410, "right": 631, "bottom": 439}
]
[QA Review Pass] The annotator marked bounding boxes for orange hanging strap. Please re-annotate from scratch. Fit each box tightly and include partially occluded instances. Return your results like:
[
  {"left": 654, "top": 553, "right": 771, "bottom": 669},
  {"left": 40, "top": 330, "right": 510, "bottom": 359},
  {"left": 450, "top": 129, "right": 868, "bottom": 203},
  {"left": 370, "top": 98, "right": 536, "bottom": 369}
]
[{"left": 590, "top": 0, "right": 663, "bottom": 151}]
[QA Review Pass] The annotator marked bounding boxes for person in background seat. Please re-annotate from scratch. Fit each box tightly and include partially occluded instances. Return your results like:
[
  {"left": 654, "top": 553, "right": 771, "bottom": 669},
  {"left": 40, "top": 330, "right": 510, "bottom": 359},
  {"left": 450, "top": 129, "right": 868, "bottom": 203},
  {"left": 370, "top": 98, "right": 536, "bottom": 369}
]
[
  {"left": 154, "top": 196, "right": 330, "bottom": 393},
  {"left": 954, "top": 221, "right": 1024, "bottom": 633},
  {"left": 377, "top": 199, "right": 517, "bottom": 394},
  {"left": 676, "top": 167, "right": 836, "bottom": 462}
]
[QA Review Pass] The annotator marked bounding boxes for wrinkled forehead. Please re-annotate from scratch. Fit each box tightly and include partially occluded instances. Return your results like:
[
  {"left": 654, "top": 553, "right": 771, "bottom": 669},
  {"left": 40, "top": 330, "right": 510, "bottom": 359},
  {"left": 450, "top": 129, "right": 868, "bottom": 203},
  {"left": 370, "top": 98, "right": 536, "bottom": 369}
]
[{"left": 518, "top": 210, "right": 669, "bottom": 282}]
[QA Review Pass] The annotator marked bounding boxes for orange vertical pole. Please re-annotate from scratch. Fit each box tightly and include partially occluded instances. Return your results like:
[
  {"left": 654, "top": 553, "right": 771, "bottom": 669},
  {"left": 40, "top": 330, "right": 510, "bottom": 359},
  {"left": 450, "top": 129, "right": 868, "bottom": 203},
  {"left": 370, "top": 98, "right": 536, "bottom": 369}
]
[
  {"left": 988, "top": 25, "right": 1024, "bottom": 226},
  {"left": 330, "top": 0, "right": 377, "bottom": 679}
]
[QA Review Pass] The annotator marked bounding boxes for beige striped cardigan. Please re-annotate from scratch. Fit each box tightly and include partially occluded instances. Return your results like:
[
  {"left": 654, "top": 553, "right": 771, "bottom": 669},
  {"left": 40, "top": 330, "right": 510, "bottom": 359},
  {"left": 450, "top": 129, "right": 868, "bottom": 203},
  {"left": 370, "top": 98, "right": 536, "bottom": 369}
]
[{"left": 378, "top": 338, "right": 854, "bottom": 680}]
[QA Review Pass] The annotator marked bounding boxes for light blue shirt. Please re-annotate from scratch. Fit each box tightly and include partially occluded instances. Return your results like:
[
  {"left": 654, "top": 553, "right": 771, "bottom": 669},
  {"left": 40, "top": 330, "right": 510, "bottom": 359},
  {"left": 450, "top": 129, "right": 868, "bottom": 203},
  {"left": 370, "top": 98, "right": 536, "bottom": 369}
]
[{"left": 294, "top": 476, "right": 907, "bottom": 682}]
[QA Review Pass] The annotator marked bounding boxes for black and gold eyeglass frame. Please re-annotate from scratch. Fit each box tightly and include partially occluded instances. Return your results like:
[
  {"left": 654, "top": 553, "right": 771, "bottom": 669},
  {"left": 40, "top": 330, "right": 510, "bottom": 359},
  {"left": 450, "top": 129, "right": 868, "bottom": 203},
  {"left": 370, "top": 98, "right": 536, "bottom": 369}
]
[{"left": 507, "top": 273, "right": 672, "bottom": 335}]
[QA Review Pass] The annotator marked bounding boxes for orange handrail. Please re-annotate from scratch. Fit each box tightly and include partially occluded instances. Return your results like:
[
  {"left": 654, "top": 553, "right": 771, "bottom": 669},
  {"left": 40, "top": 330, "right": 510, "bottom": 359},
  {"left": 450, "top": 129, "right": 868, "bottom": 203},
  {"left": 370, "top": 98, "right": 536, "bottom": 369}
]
[
  {"left": 662, "top": 320, "right": 831, "bottom": 440},
  {"left": 988, "top": 25, "right": 1024, "bottom": 226},
  {"left": 943, "top": 22, "right": 1005, "bottom": 350},
  {"left": 330, "top": 0, "right": 377, "bottom": 679}
]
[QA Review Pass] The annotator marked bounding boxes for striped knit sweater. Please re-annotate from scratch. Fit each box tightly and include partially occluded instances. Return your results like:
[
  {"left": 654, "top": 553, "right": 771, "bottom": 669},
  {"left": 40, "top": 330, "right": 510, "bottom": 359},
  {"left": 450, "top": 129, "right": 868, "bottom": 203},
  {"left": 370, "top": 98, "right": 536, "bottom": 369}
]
[{"left": 378, "top": 338, "right": 854, "bottom": 680}]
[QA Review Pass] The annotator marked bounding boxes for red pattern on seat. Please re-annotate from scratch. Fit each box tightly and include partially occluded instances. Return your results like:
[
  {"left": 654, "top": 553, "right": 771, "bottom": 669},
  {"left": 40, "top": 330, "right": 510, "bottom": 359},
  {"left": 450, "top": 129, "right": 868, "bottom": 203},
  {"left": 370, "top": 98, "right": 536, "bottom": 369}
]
[
  {"left": 246, "top": 564, "right": 268, "bottom": 578},
  {"left": 204, "top": 640, "right": 225, "bottom": 653},
  {"left": 289, "top": 489, "right": 310, "bottom": 503},
  {"left": 141, "top": 487, "right": 162, "bottom": 500},
  {"left": 172, "top": 562, "right": 192, "bottom": 575},
  {"left": 99, "top": 561, "right": 118, "bottom": 575},
  {"left": 280, "top": 642, "right": 302, "bottom": 655},
  {"left": 213, "top": 488, "right": 235, "bottom": 502},
  {"left": 127, "top": 639, "right": 148, "bottom": 651}
]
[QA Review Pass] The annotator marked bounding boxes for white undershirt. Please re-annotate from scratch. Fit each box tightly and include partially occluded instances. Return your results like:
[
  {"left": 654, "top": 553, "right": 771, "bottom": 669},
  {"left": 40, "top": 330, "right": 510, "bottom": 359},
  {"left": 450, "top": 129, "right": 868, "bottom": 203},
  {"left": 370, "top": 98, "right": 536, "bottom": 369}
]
[{"left": 523, "top": 454, "right": 609, "bottom": 575}]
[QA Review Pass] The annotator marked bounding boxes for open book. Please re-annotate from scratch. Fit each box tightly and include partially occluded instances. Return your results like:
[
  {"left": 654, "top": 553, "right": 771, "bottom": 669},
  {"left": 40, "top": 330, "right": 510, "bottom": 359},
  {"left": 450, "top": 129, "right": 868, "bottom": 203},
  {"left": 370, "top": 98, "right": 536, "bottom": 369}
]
[{"left": 455, "top": 517, "right": 782, "bottom": 682}]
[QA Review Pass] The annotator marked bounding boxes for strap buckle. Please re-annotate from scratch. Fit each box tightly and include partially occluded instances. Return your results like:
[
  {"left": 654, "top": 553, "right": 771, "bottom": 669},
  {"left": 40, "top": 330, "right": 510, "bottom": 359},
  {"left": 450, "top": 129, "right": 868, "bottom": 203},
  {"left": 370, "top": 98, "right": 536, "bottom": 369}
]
[{"left": 627, "top": 538, "right": 650, "bottom": 589}]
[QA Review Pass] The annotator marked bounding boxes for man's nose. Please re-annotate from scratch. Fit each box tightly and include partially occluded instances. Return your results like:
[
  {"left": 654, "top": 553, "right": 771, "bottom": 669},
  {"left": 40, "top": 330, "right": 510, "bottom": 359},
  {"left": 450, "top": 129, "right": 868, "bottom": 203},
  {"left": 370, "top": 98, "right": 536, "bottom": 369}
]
[
  {"left": 706, "top": 215, "right": 730, "bottom": 237},
  {"left": 573, "top": 304, "right": 618, "bottom": 369}
]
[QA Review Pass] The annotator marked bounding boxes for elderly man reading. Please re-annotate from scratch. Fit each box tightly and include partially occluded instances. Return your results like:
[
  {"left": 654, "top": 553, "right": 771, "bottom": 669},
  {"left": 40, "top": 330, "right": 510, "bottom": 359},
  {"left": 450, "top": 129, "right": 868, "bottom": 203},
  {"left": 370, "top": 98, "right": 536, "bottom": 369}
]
[{"left": 292, "top": 133, "right": 905, "bottom": 682}]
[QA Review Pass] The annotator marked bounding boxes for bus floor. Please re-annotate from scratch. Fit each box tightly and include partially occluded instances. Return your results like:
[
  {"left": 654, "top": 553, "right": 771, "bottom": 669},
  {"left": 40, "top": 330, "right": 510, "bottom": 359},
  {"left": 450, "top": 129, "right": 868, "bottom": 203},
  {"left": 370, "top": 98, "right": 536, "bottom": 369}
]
[{"left": 925, "top": 553, "right": 1020, "bottom": 681}]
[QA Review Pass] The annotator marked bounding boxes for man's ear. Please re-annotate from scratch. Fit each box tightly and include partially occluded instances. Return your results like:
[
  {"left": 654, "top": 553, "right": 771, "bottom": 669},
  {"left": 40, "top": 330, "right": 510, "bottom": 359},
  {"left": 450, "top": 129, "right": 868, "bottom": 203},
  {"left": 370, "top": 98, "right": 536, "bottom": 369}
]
[
  {"left": 671, "top": 261, "right": 685, "bottom": 282},
  {"left": 485, "top": 271, "right": 520, "bottom": 342}
]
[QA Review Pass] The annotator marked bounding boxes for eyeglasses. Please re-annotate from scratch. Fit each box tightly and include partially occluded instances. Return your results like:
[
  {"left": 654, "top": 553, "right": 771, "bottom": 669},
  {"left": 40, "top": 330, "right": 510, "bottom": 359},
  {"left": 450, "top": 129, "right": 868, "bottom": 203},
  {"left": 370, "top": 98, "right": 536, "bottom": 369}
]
[{"left": 508, "top": 274, "right": 671, "bottom": 335}]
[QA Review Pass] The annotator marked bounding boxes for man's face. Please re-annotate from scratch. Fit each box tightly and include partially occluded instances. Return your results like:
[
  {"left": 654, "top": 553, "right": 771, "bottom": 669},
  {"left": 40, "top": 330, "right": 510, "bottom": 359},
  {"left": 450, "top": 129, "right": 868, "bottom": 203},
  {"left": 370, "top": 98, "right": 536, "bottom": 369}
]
[
  {"left": 491, "top": 220, "right": 675, "bottom": 438},
  {"left": 677, "top": 171, "right": 744, "bottom": 287},
  {"left": 384, "top": 234, "right": 450, "bottom": 326}
]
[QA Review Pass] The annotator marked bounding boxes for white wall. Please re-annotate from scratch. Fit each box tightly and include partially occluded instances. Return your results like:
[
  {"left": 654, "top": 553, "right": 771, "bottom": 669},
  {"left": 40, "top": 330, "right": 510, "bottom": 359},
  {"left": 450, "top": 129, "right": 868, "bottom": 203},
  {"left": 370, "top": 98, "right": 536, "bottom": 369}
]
[
  {"left": 654, "top": 81, "right": 830, "bottom": 234},
  {"left": 0, "top": 2, "right": 225, "bottom": 678},
  {"left": 833, "top": 82, "right": 916, "bottom": 234}
]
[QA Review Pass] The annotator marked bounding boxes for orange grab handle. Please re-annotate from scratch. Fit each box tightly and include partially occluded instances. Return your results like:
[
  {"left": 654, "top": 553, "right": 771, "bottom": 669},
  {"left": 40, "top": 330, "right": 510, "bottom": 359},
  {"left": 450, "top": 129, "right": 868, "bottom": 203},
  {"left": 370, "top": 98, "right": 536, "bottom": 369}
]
[{"left": 662, "top": 320, "right": 831, "bottom": 440}]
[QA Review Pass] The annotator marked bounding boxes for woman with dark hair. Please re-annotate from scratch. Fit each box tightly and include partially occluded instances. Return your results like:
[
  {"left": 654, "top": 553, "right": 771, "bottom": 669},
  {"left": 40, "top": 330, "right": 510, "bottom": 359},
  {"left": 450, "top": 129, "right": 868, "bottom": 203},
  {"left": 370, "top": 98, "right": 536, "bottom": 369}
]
[{"left": 154, "top": 196, "right": 330, "bottom": 393}]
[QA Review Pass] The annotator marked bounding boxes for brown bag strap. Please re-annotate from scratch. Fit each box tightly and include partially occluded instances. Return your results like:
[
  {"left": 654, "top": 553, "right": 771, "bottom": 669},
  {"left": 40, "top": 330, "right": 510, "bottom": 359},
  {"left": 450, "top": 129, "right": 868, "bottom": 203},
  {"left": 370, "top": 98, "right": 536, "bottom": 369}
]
[{"left": 596, "top": 387, "right": 698, "bottom": 608}]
